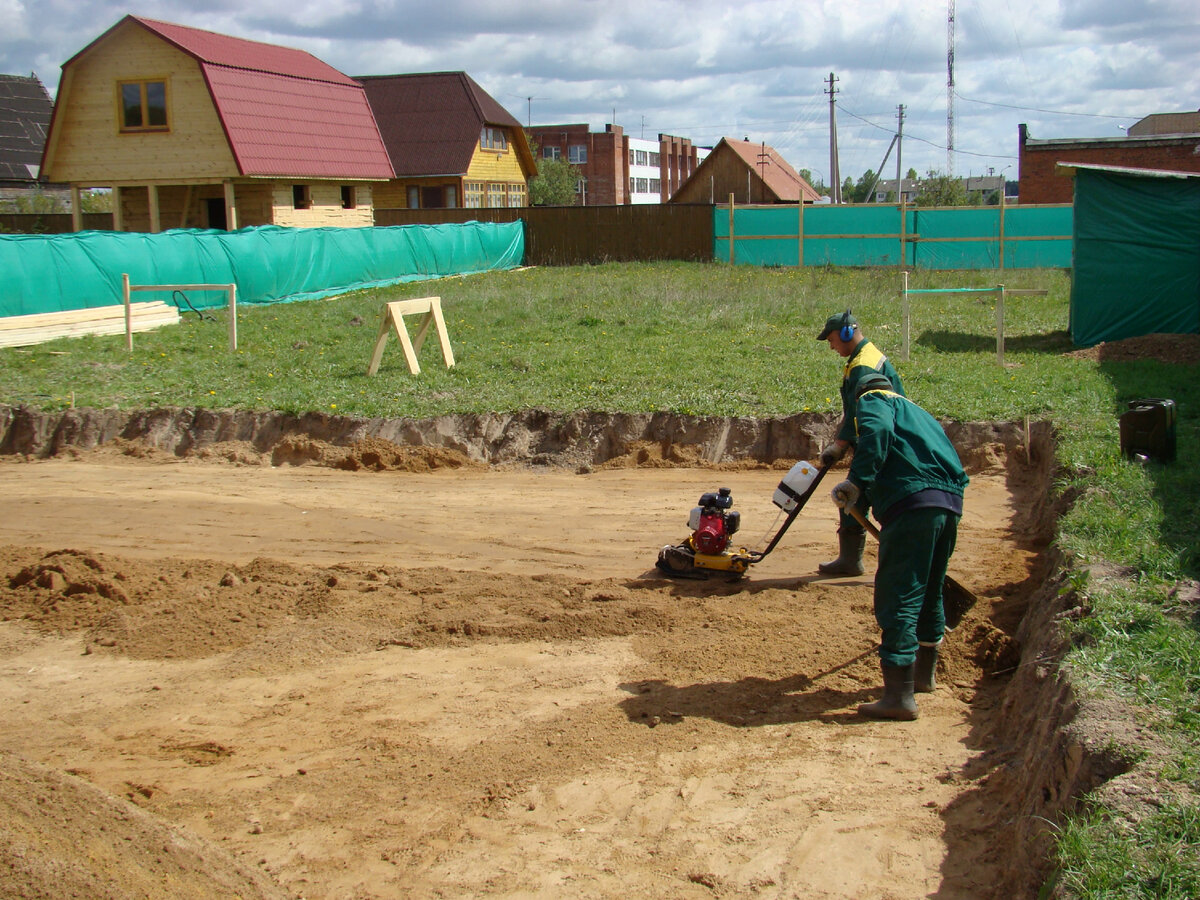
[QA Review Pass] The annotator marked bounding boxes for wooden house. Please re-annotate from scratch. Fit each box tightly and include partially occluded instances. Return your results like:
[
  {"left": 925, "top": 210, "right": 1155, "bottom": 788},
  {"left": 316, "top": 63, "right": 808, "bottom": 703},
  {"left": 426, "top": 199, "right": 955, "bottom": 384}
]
[
  {"left": 358, "top": 72, "right": 535, "bottom": 209},
  {"left": 670, "top": 138, "right": 820, "bottom": 205},
  {"left": 40, "top": 15, "right": 394, "bottom": 232}
]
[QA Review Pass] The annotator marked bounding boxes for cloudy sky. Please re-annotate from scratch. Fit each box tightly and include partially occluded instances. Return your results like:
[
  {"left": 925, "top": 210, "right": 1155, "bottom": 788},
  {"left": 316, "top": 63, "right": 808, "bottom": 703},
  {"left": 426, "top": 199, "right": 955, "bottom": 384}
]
[{"left": 5, "top": 0, "right": 1198, "bottom": 188}]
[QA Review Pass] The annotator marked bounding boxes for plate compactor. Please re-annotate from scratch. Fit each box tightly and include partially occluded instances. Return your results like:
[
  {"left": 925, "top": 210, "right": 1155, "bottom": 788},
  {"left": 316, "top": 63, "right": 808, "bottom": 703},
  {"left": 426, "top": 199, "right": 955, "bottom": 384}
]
[{"left": 655, "top": 461, "right": 828, "bottom": 579}]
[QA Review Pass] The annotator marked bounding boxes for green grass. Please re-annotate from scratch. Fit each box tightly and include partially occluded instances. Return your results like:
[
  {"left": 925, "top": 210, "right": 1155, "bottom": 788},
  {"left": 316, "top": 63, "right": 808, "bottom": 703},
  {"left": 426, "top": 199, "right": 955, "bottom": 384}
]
[{"left": 3, "top": 259, "right": 1199, "bottom": 891}]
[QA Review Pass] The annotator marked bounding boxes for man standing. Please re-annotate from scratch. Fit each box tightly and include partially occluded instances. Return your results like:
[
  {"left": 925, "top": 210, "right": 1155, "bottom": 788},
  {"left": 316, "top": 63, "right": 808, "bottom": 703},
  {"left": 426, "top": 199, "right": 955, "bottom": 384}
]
[
  {"left": 816, "top": 310, "right": 905, "bottom": 576},
  {"left": 830, "top": 373, "right": 968, "bottom": 721}
]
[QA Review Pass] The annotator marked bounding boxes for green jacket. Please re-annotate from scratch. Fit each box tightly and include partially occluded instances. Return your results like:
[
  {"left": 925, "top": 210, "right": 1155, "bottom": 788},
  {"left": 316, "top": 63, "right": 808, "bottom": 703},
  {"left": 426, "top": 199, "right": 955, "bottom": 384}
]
[
  {"left": 848, "top": 388, "right": 968, "bottom": 518},
  {"left": 837, "top": 339, "right": 905, "bottom": 444}
]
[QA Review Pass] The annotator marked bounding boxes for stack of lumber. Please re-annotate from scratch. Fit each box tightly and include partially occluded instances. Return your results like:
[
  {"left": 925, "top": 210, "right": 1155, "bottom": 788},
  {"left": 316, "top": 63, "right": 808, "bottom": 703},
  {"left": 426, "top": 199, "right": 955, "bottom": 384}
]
[{"left": 0, "top": 301, "right": 181, "bottom": 348}]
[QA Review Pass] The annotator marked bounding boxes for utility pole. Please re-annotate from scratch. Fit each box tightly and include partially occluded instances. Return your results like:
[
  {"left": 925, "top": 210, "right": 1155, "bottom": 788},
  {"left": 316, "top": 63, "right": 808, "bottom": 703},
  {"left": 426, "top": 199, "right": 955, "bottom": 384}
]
[
  {"left": 896, "top": 104, "right": 905, "bottom": 197},
  {"left": 758, "top": 142, "right": 769, "bottom": 203},
  {"left": 947, "top": 0, "right": 956, "bottom": 176},
  {"left": 826, "top": 71, "right": 841, "bottom": 203}
]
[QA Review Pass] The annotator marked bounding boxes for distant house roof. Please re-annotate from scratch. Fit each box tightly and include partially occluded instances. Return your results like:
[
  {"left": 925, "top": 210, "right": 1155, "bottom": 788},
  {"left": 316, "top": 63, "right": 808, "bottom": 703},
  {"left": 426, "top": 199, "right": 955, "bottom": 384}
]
[
  {"left": 53, "top": 15, "right": 393, "bottom": 180},
  {"left": 1128, "top": 110, "right": 1200, "bottom": 137},
  {"left": 356, "top": 72, "right": 536, "bottom": 178},
  {"left": 0, "top": 73, "right": 54, "bottom": 184},
  {"left": 722, "top": 138, "right": 821, "bottom": 203}
]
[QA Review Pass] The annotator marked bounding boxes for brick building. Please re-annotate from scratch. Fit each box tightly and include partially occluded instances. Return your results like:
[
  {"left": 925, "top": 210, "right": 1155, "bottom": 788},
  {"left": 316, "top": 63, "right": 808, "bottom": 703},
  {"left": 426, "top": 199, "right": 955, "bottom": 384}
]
[
  {"left": 526, "top": 123, "right": 707, "bottom": 205},
  {"left": 1019, "top": 118, "right": 1200, "bottom": 204}
]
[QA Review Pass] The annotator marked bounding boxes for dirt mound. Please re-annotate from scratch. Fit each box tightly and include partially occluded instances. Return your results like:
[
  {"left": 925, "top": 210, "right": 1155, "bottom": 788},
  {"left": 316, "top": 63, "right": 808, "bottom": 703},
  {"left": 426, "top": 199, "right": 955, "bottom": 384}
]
[
  {"left": 1064, "top": 332, "right": 1200, "bottom": 365},
  {"left": 0, "top": 750, "right": 288, "bottom": 900}
]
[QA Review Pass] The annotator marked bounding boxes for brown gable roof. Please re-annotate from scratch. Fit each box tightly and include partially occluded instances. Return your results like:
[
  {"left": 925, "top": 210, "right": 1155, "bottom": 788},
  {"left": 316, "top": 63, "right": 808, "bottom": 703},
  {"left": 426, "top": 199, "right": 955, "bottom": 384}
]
[
  {"left": 0, "top": 74, "right": 53, "bottom": 183},
  {"left": 50, "top": 16, "right": 392, "bottom": 180},
  {"left": 357, "top": 72, "right": 535, "bottom": 178},
  {"left": 723, "top": 138, "right": 821, "bottom": 203}
]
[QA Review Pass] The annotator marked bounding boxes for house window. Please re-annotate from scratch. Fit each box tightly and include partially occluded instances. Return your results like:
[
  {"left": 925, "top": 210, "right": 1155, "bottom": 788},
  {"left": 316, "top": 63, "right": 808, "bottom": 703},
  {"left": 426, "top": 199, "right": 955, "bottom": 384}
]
[
  {"left": 507, "top": 184, "right": 526, "bottom": 207},
  {"left": 649, "top": 178, "right": 661, "bottom": 194},
  {"left": 635, "top": 177, "right": 649, "bottom": 193},
  {"left": 407, "top": 186, "right": 420, "bottom": 208},
  {"left": 486, "top": 184, "right": 505, "bottom": 208},
  {"left": 481, "top": 127, "right": 508, "bottom": 151},
  {"left": 635, "top": 150, "right": 649, "bottom": 166},
  {"left": 649, "top": 152, "right": 661, "bottom": 166},
  {"left": 464, "top": 182, "right": 484, "bottom": 208},
  {"left": 341, "top": 185, "right": 357, "bottom": 209},
  {"left": 568, "top": 145, "right": 587, "bottom": 164},
  {"left": 629, "top": 150, "right": 634, "bottom": 165},
  {"left": 292, "top": 184, "right": 311, "bottom": 210},
  {"left": 446, "top": 186, "right": 458, "bottom": 208},
  {"left": 543, "top": 146, "right": 562, "bottom": 160},
  {"left": 119, "top": 79, "right": 168, "bottom": 131}
]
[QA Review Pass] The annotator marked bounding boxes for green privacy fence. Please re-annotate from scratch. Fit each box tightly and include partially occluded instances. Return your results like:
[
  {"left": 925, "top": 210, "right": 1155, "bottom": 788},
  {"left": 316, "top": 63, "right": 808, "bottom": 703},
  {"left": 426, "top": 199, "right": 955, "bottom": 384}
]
[
  {"left": 0, "top": 221, "right": 524, "bottom": 319},
  {"left": 714, "top": 203, "right": 1073, "bottom": 269}
]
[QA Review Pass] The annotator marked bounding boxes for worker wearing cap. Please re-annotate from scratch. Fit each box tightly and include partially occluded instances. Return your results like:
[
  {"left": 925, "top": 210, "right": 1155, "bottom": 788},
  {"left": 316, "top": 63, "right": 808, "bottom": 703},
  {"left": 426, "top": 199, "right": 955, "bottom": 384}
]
[
  {"left": 815, "top": 310, "right": 905, "bottom": 577},
  {"left": 830, "top": 373, "right": 968, "bottom": 720}
]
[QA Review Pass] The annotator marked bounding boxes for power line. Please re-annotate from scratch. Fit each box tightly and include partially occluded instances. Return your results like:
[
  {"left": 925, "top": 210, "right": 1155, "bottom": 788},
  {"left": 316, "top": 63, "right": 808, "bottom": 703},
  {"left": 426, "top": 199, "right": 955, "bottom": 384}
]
[
  {"left": 953, "top": 91, "right": 1131, "bottom": 120},
  {"left": 839, "top": 105, "right": 1017, "bottom": 161}
]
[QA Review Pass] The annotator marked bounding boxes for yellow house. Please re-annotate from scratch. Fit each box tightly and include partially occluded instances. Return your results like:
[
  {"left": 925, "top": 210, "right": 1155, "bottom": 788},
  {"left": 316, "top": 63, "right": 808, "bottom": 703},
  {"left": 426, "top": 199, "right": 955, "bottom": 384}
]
[
  {"left": 357, "top": 73, "right": 536, "bottom": 209},
  {"left": 40, "top": 15, "right": 394, "bottom": 232}
]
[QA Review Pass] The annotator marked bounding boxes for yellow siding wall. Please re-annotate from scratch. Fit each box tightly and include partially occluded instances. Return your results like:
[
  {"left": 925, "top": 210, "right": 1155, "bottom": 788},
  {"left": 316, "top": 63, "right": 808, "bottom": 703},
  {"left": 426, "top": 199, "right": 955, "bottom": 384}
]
[
  {"left": 467, "top": 137, "right": 528, "bottom": 184},
  {"left": 46, "top": 21, "right": 237, "bottom": 184},
  {"left": 373, "top": 179, "right": 462, "bottom": 209}
]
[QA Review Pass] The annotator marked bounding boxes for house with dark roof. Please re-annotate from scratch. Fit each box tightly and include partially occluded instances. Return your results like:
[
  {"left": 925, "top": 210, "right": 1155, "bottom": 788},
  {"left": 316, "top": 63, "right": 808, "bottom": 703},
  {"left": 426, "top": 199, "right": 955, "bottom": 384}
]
[
  {"left": 40, "top": 15, "right": 394, "bottom": 232},
  {"left": 669, "top": 138, "right": 820, "bottom": 205},
  {"left": 357, "top": 72, "right": 535, "bottom": 209},
  {"left": 0, "top": 73, "right": 66, "bottom": 208}
]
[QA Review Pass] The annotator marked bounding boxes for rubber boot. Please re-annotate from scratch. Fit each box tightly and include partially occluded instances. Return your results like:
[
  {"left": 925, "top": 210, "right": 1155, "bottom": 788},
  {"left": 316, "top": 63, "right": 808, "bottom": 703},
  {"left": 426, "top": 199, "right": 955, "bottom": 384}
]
[
  {"left": 914, "top": 643, "right": 940, "bottom": 693},
  {"left": 858, "top": 663, "right": 919, "bottom": 721},
  {"left": 818, "top": 528, "right": 865, "bottom": 576}
]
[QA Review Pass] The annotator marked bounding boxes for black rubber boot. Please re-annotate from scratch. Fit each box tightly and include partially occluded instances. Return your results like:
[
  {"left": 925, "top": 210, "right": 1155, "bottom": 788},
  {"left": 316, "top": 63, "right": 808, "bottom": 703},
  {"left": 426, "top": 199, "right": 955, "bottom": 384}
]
[
  {"left": 818, "top": 528, "right": 866, "bottom": 576},
  {"left": 914, "top": 644, "right": 940, "bottom": 693},
  {"left": 858, "top": 663, "right": 918, "bottom": 721}
]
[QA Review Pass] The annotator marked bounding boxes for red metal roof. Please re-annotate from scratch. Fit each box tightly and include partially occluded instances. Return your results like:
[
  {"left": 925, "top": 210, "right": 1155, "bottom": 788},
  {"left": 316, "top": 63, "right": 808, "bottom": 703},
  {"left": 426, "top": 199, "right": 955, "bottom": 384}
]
[
  {"left": 133, "top": 17, "right": 357, "bottom": 85},
  {"left": 124, "top": 16, "right": 392, "bottom": 178},
  {"left": 358, "top": 72, "right": 534, "bottom": 178}
]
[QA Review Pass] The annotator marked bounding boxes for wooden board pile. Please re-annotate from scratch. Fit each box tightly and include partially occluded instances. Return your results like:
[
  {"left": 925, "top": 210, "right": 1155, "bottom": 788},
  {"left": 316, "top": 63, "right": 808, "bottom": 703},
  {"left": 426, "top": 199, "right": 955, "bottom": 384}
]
[{"left": 0, "top": 302, "right": 181, "bottom": 348}]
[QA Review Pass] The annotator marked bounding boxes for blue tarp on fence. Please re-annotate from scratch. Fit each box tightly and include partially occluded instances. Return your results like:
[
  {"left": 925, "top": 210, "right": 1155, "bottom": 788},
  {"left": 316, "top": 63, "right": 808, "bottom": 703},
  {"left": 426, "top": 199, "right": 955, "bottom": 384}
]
[
  {"left": 0, "top": 221, "right": 525, "bottom": 319},
  {"left": 714, "top": 204, "right": 1073, "bottom": 269}
]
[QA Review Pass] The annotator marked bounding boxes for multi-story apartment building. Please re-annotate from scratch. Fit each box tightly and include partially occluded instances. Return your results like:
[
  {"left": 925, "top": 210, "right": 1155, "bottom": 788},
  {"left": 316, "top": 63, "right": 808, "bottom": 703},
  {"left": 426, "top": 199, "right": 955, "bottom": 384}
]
[{"left": 526, "top": 123, "right": 708, "bottom": 205}]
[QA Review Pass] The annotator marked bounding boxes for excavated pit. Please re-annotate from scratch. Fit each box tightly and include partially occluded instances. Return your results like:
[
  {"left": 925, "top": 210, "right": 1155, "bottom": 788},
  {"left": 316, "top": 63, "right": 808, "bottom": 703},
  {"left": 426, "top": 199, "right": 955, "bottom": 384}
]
[{"left": 0, "top": 404, "right": 1138, "bottom": 899}]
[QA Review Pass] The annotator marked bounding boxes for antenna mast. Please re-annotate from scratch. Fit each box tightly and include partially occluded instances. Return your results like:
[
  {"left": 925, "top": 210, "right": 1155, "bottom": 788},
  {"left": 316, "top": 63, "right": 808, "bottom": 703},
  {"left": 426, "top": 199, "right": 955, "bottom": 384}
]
[{"left": 947, "top": 0, "right": 956, "bottom": 175}]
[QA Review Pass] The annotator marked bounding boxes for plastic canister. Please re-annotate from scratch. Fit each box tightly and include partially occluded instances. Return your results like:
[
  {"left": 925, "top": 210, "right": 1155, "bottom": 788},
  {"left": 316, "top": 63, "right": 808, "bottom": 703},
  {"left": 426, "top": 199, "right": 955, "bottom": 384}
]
[
  {"left": 1119, "top": 399, "right": 1176, "bottom": 463},
  {"left": 773, "top": 460, "right": 820, "bottom": 513}
]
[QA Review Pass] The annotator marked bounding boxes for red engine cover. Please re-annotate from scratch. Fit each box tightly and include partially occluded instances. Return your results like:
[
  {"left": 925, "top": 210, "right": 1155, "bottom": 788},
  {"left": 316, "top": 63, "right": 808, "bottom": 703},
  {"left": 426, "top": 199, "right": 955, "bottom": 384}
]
[{"left": 693, "top": 512, "right": 728, "bottom": 555}]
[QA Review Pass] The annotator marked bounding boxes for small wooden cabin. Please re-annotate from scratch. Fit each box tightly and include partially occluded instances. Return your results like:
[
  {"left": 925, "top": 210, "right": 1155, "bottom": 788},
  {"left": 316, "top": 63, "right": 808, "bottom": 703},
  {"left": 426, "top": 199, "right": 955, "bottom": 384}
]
[
  {"left": 40, "top": 15, "right": 394, "bottom": 232},
  {"left": 671, "top": 138, "right": 819, "bottom": 205},
  {"left": 358, "top": 72, "right": 535, "bottom": 209}
]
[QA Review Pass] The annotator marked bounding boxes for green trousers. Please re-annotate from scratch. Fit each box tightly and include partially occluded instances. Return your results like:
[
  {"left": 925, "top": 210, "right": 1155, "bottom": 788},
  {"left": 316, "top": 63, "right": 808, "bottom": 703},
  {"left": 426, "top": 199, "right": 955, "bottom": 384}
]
[{"left": 874, "top": 506, "right": 958, "bottom": 667}]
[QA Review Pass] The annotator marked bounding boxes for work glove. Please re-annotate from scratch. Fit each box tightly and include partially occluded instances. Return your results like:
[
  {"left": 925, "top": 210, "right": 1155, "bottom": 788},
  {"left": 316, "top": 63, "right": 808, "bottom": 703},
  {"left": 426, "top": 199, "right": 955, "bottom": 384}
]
[
  {"left": 819, "top": 443, "right": 846, "bottom": 468},
  {"left": 830, "top": 479, "right": 860, "bottom": 509}
]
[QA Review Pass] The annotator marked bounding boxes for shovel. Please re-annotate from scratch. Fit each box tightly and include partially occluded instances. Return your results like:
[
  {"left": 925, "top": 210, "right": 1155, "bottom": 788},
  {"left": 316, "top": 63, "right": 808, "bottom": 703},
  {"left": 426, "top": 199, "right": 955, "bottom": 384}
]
[{"left": 846, "top": 506, "right": 978, "bottom": 630}]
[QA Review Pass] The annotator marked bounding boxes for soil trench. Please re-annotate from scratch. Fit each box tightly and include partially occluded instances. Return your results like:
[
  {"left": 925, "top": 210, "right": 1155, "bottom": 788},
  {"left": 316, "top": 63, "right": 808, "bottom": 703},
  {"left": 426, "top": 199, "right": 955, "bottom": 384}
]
[{"left": 0, "top": 420, "right": 1054, "bottom": 899}]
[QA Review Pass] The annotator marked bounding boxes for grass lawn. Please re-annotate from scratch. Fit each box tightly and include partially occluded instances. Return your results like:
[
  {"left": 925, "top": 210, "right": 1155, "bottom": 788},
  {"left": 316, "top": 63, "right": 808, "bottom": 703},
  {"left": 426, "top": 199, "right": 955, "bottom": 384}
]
[{"left": 2, "top": 260, "right": 1198, "bottom": 896}]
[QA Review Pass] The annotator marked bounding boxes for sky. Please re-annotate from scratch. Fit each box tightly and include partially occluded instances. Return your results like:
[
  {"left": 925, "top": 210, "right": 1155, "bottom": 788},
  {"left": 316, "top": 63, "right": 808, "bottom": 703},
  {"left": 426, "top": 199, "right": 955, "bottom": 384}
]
[{"left": 4, "top": 0, "right": 1199, "bottom": 189}]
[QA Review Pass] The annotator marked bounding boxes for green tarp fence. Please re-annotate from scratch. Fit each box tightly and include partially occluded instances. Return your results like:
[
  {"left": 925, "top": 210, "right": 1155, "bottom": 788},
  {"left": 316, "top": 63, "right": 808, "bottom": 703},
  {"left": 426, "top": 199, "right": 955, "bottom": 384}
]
[
  {"left": 1070, "top": 169, "right": 1200, "bottom": 347},
  {"left": 714, "top": 204, "right": 1073, "bottom": 269},
  {"left": 0, "top": 221, "right": 524, "bottom": 319}
]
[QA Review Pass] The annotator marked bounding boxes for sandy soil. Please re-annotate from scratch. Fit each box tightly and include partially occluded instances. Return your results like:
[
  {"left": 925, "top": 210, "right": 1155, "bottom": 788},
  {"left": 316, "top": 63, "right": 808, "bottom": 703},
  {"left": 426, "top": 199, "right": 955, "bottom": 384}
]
[{"left": 0, "top": 448, "right": 1036, "bottom": 899}]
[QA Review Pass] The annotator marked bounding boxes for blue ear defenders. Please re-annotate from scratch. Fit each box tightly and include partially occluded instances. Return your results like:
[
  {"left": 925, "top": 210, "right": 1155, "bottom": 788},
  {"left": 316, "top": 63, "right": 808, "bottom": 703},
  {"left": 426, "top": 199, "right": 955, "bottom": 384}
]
[{"left": 839, "top": 309, "right": 854, "bottom": 342}]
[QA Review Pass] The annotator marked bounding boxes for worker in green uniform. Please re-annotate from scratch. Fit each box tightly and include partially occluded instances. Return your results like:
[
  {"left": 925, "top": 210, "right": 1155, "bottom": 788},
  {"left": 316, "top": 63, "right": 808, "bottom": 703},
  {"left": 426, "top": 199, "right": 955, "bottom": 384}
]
[
  {"left": 830, "top": 373, "right": 968, "bottom": 721},
  {"left": 815, "top": 310, "right": 905, "bottom": 577}
]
